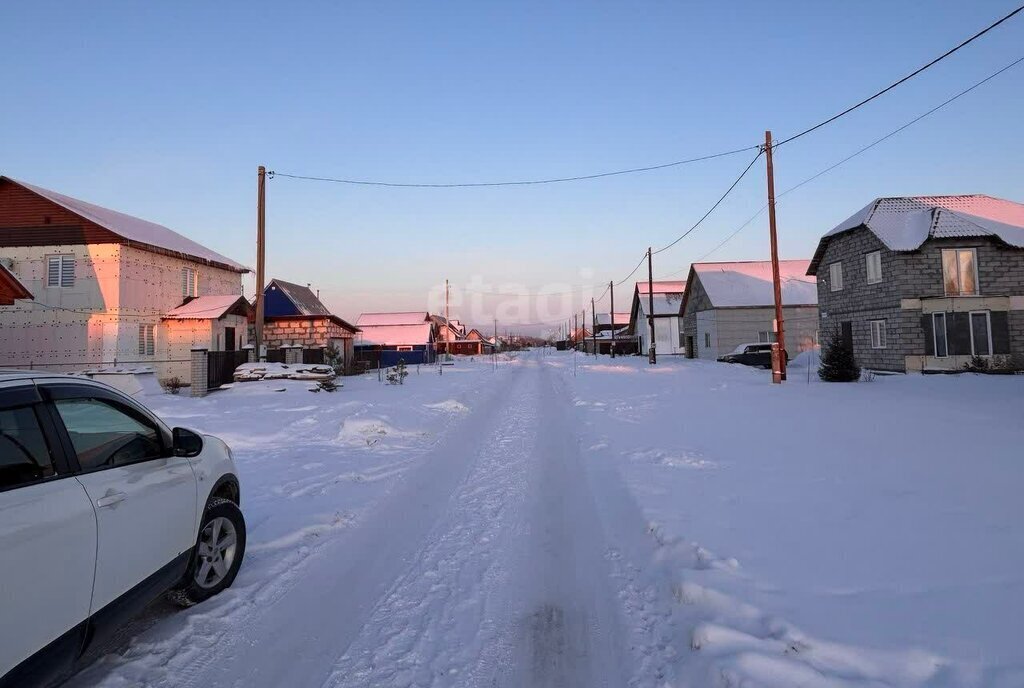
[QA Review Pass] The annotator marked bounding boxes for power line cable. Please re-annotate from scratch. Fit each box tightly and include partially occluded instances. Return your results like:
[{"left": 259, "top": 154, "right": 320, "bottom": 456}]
[
  {"left": 267, "top": 145, "right": 759, "bottom": 189},
  {"left": 651, "top": 150, "right": 763, "bottom": 256},
  {"left": 775, "top": 4, "right": 1024, "bottom": 147},
  {"left": 690, "top": 53, "right": 1024, "bottom": 264}
]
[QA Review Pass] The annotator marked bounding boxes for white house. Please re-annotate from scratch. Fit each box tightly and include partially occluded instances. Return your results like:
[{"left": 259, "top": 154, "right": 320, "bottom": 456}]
[
  {"left": 680, "top": 260, "right": 819, "bottom": 360},
  {"left": 628, "top": 280, "right": 686, "bottom": 356},
  {"left": 0, "top": 176, "right": 249, "bottom": 383}
]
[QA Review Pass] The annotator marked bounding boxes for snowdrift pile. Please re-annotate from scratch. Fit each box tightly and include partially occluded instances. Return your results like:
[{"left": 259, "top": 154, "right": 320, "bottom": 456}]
[{"left": 233, "top": 362, "right": 335, "bottom": 382}]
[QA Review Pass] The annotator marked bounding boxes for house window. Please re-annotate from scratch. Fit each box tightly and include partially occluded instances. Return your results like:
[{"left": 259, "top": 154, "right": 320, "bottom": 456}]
[
  {"left": 758, "top": 331, "right": 778, "bottom": 343},
  {"left": 47, "top": 255, "right": 75, "bottom": 288},
  {"left": 829, "top": 262, "right": 843, "bottom": 291},
  {"left": 969, "top": 311, "right": 991, "bottom": 356},
  {"left": 181, "top": 267, "right": 197, "bottom": 298},
  {"left": 138, "top": 324, "right": 155, "bottom": 356},
  {"left": 865, "top": 251, "right": 882, "bottom": 284},
  {"left": 869, "top": 319, "right": 886, "bottom": 349},
  {"left": 932, "top": 312, "right": 948, "bottom": 358},
  {"left": 704, "top": 332, "right": 710, "bottom": 348},
  {"left": 397, "top": 345, "right": 413, "bottom": 352},
  {"left": 941, "top": 248, "right": 978, "bottom": 296}
]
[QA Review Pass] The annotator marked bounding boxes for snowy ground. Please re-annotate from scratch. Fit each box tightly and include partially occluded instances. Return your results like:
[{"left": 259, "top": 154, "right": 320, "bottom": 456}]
[{"left": 64, "top": 350, "right": 1023, "bottom": 687}]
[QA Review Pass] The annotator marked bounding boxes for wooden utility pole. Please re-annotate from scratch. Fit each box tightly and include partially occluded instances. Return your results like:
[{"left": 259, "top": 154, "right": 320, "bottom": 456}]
[
  {"left": 574, "top": 312, "right": 578, "bottom": 350},
  {"left": 609, "top": 280, "right": 616, "bottom": 358},
  {"left": 493, "top": 317, "right": 497, "bottom": 370},
  {"left": 444, "top": 279, "right": 450, "bottom": 358},
  {"left": 765, "top": 130, "right": 787, "bottom": 382},
  {"left": 255, "top": 165, "right": 267, "bottom": 359},
  {"left": 591, "top": 297, "right": 597, "bottom": 356},
  {"left": 647, "top": 247, "right": 656, "bottom": 365}
]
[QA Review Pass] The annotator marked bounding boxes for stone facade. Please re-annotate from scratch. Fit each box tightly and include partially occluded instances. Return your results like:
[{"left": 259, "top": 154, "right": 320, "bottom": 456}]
[
  {"left": 814, "top": 227, "right": 1024, "bottom": 372},
  {"left": 261, "top": 316, "right": 356, "bottom": 366}
]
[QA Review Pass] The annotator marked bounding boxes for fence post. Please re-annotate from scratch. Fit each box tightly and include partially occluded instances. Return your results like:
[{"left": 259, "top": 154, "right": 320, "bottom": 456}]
[
  {"left": 190, "top": 348, "right": 209, "bottom": 398},
  {"left": 243, "top": 344, "right": 256, "bottom": 363},
  {"left": 284, "top": 345, "right": 302, "bottom": 365}
]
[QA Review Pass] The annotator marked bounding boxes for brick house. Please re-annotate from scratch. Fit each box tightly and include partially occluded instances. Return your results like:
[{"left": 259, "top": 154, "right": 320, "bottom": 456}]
[
  {"left": 0, "top": 176, "right": 248, "bottom": 380},
  {"left": 260, "top": 278, "right": 359, "bottom": 366},
  {"left": 680, "top": 260, "right": 818, "bottom": 360},
  {"left": 807, "top": 195, "right": 1024, "bottom": 372}
]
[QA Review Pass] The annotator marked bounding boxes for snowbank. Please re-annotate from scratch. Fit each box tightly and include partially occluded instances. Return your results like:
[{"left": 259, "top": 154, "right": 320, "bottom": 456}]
[{"left": 234, "top": 361, "right": 335, "bottom": 382}]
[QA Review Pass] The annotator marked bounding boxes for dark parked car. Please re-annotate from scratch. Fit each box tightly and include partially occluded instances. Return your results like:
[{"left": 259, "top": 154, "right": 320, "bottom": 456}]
[{"left": 717, "top": 343, "right": 788, "bottom": 368}]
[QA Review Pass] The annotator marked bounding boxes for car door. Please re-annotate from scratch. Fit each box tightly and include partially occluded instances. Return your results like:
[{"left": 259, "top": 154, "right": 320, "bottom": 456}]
[
  {"left": 42, "top": 383, "right": 198, "bottom": 615},
  {"left": 0, "top": 383, "right": 96, "bottom": 679}
]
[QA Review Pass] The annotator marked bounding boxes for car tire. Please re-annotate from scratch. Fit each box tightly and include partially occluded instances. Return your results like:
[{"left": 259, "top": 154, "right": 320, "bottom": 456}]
[{"left": 167, "top": 497, "right": 246, "bottom": 608}]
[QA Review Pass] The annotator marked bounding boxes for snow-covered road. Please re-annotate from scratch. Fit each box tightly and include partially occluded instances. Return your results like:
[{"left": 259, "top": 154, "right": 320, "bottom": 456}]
[
  {"left": 69, "top": 353, "right": 646, "bottom": 687},
  {"left": 64, "top": 350, "right": 1024, "bottom": 687}
]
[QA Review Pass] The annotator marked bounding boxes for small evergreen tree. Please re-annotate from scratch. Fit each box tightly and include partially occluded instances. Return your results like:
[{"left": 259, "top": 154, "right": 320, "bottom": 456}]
[
  {"left": 386, "top": 358, "right": 409, "bottom": 385},
  {"left": 324, "top": 342, "right": 344, "bottom": 375},
  {"left": 818, "top": 330, "right": 860, "bottom": 382}
]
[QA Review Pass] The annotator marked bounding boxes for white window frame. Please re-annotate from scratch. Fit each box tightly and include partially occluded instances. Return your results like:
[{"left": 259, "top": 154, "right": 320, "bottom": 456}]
[
  {"left": 704, "top": 332, "right": 711, "bottom": 348},
  {"left": 932, "top": 312, "right": 948, "bottom": 358},
  {"left": 757, "top": 331, "right": 777, "bottom": 343},
  {"left": 969, "top": 310, "right": 992, "bottom": 357},
  {"left": 941, "top": 248, "right": 979, "bottom": 297},
  {"left": 396, "top": 345, "right": 413, "bottom": 352},
  {"left": 181, "top": 267, "right": 198, "bottom": 299},
  {"left": 138, "top": 324, "right": 155, "bottom": 356},
  {"left": 47, "top": 254, "right": 75, "bottom": 288},
  {"left": 869, "top": 319, "right": 886, "bottom": 349},
  {"left": 829, "top": 261, "right": 843, "bottom": 291},
  {"left": 865, "top": 251, "right": 882, "bottom": 284}
]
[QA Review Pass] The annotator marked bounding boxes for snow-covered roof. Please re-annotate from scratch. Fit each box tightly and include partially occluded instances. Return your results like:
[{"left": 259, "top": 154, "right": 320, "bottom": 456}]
[
  {"left": 267, "top": 279, "right": 331, "bottom": 316},
  {"left": 357, "top": 312, "right": 430, "bottom": 327},
  {"left": 356, "top": 323, "right": 434, "bottom": 347},
  {"left": 0, "top": 263, "right": 31, "bottom": 303},
  {"left": 3, "top": 176, "right": 248, "bottom": 272},
  {"left": 686, "top": 260, "right": 817, "bottom": 310},
  {"left": 637, "top": 280, "right": 686, "bottom": 295},
  {"left": 809, "top": 195, "right": 1024, "bottom": 274},
  {"left": 164, "top": 294, "right": 249, "bottom": 319},
  {"left": 595, "top": 312, "right": 630, "bottom": 327}
]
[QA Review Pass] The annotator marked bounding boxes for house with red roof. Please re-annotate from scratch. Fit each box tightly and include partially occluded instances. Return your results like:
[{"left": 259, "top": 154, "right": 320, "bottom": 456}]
[
  {"left": 0, "top": 176, "right": 248, "bottom": 382},
  {"left": 680, "top": 260, "right": 819, "bottom": 361},
  {"left": 807, "top": 195, "right": 1024, "bottom": 372}
]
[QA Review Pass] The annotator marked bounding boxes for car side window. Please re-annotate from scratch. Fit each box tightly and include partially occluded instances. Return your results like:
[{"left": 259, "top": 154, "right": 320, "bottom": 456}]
[
  {"left": 54, "top": 398, "right": 164, "bottom": 471},
  {"left": 0, "top": 405, "right": 56, "bottom": 490}
]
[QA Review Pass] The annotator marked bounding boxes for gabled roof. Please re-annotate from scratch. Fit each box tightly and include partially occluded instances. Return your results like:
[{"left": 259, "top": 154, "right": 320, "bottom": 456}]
[
  {"left": 266, "top": 278, "right": 332, "bottom": 316},
  {"left": 682, "top": 260, "right": 817, "bottom": 312},
  {"left": 808, "top": 195, "right": 1024, "bottom": 274},
  {"left": 355, "top": 322, "right": 434, "bottom": 347},
  {"left": 0, "top": 263, "right": 31, "bottom": 305},
  {"left": 595, "top": 312, "right": 631, "bottom": 327},
  {"left": 465, "top": 328, "right": 486, "bottom": 340},
  {"left": 164, "top": 294, "right": 250, "bottom": 320},
  {"left": 358, "top": 312, "right": 431, "bottom": 327},
  {"left": 1, "top": 176, "right": 248, "bottom": 273},
  {"left": 637, "top": 280, "right": 686, "bottom": 295}
]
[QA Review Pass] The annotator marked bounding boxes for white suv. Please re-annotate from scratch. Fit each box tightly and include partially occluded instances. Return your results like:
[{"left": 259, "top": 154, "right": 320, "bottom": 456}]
[{"left": 0, "top": 371, "right": 246, "bottom": 687}]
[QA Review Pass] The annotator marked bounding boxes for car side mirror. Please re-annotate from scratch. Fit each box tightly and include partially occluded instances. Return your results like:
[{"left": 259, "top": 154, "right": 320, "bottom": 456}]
[{"left": 173, "top": 427, "right": 204, "bottom": 458}]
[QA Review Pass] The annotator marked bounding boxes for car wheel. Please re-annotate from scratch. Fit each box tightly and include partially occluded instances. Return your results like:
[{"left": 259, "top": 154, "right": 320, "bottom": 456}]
[{"left": 167, "top": 497, "right": 246, "bottom": 607}]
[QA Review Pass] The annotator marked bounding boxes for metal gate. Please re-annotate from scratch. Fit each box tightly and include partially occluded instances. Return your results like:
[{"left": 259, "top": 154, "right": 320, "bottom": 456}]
[{"left": 208, "top": 350, "right": 249, "bottom": 389}]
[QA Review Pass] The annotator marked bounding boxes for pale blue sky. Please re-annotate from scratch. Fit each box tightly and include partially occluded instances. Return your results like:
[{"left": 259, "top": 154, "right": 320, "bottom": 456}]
[{"left": 2, "top": 1, "right": 1022, "bottom": 329}]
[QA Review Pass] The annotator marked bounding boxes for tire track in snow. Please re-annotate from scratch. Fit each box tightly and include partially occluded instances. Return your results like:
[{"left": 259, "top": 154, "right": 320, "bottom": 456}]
[
  {"left": 70, "top": 364, "right": 527, "bottom": 688},
  {"left": 322, "top": 367, "right": 542, "bottom": 687}
]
